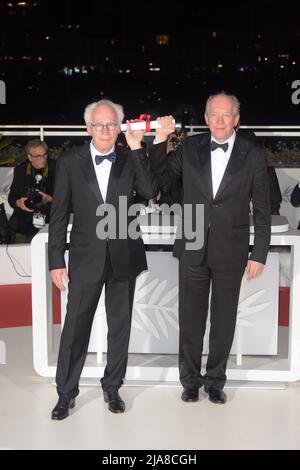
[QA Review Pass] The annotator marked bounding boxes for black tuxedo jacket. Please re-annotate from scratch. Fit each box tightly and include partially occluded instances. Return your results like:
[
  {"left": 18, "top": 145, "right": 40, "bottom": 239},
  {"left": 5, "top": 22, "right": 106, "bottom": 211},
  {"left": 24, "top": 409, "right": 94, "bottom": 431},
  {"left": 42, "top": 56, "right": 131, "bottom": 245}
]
[
  {"left": 149, "top": 133, "right": 271, "bottom": 270},
  {"left": 48, "top": 143, "right": 158, "bottom": 282}
]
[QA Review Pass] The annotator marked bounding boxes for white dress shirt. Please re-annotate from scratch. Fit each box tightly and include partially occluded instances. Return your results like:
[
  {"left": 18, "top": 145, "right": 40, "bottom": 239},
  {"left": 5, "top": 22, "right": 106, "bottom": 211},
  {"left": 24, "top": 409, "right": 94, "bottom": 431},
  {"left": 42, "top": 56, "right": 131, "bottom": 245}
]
[
  {"left": 211, "top": 132, "right": 236, "bottom": 198},
  {"left": 90, "top": 141, "right": 114, "bottom": 202}
]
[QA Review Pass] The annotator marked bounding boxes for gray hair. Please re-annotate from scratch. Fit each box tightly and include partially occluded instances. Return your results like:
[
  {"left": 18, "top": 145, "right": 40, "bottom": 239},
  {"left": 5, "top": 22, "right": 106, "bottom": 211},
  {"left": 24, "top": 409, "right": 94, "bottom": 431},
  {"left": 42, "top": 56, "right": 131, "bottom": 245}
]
[
  {"left": 84, "top": 99, "right": 124, "bottom": 126},
  {"left": 25, "top": 139, "right": 48, "bottom": 154},
  {"left": 205, "top": 92, "right": 240, "bottom": 115}
]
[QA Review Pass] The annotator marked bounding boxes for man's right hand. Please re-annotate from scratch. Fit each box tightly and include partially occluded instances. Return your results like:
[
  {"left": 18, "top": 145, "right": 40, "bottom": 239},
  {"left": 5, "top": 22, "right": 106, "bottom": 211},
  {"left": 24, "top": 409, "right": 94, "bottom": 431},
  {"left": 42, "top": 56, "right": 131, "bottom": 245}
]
[
  {"left": 155, "top": 116, "right": 176, "bottom": 144},
  {"left": 51, "top": 268, "right": 69, "bottom": 291},
  {"left": 125, "top": 120, "right": 146, "bottom": 150},
  {"left": 16, "top": 197, "right": 33, "bottom": 212}
]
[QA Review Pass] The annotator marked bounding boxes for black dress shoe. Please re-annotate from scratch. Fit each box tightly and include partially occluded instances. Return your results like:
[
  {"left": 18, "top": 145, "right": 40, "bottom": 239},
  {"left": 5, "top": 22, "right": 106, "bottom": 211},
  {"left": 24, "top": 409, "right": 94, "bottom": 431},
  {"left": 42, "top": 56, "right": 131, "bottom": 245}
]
[
  {"left": 103, "top": 389, "right": 125, "bottom": 413},
  {"left": 181, "top": 388, "right": 199, "bottom": 402},
  {"left": 204, "top": 386, "right": 227, "bottom": 404},
  {"left": 51, "top": 397, "right": 75, "bottom": 420}
]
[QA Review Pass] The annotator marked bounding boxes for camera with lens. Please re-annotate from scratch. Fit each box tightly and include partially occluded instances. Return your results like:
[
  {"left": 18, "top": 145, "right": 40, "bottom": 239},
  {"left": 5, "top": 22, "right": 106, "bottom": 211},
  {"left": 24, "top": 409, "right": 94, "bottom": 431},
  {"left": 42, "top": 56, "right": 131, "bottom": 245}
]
[
  {"left": 169, "top": 128, "right": 187, "bottom": 151},
  {"left": 24, "top": 173, "right": 46, "bottom": 228},
  {"left": 24, "top": 173, "right": 44, "bottom": 211},
  {"left": 24, "top": 192, "right": 43, "bottom": 211},
  {"left": 169, "top": 135, "right": 182, "bottom": 151}
]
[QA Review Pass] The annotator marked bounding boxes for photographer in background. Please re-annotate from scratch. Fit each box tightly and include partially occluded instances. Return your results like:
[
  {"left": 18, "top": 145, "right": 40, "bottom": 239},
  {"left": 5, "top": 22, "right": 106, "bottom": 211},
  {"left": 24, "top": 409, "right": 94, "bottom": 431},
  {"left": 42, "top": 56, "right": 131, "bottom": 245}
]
[{"left": 8, "top": 139, "right": 56, "bottom": 242}]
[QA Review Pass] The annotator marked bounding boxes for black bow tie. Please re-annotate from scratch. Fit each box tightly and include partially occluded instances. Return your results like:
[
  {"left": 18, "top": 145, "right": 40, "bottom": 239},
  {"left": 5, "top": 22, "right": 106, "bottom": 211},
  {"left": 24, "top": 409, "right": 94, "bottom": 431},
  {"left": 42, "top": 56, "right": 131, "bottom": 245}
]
[
  {"left": 95, "top": 151, "right": 116, "bottom": 165},
  {"left": 211, "top": 141, "right": 229, "bottom": 152}
]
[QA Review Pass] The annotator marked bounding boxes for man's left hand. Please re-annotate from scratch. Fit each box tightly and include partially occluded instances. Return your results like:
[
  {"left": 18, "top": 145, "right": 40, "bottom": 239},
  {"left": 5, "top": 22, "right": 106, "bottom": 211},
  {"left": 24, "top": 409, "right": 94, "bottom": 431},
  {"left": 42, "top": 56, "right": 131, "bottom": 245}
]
[
  {"left": 39, "top": 191, "right": 53, "bottom": 205},
  {"left": 246, "top": 260, "right": 264, "bottom": 280}
]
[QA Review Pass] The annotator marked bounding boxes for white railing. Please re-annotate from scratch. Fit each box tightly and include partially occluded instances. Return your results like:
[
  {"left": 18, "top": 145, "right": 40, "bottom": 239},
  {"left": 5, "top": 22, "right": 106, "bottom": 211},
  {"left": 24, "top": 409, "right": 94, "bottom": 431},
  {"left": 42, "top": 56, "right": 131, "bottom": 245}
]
[
  {"left": 1, "top": 124, "right": 300, "bottom": 230},
  {"left": 0, "top": 125, "right": 88, "bottom": 140},
  {"left": 1, "top": 124, "right": 300, "bottom": 139}
]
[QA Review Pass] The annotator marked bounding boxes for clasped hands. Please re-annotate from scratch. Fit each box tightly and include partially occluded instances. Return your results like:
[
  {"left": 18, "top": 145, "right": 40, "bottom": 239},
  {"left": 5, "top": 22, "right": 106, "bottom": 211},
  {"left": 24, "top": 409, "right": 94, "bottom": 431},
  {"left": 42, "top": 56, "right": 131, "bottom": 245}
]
[{"left": 124, "top": 116, "right": 175, "bottom": 149}]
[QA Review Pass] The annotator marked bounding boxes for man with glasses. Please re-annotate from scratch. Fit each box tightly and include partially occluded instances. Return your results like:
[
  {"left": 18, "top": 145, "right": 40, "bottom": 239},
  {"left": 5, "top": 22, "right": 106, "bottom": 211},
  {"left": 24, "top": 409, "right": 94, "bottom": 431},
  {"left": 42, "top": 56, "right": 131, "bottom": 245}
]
[
  {"left": 8, "top": 139, "right": 56, "bottom": 242},
  {"left": 49, "top": 99, "right": 158, "bottom": 419}
]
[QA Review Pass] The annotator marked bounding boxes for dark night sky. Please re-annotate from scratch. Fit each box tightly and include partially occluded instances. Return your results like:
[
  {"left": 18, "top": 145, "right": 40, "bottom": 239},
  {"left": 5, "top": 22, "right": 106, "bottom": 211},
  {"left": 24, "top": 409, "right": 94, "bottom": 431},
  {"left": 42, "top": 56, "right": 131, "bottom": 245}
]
[
  {"left": 45, "top": 1, "right": 300, "bottom": 31},
  {"left": 1, "top": 0, "right": 300, "bottom": 125},
  {"left": 57, "top": 1, "right": 300, "bottom": 31}
]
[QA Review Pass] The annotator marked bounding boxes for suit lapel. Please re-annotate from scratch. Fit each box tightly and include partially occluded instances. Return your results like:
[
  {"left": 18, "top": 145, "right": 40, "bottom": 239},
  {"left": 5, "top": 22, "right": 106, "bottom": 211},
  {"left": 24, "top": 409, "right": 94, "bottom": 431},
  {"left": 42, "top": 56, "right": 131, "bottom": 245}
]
[
  {"left": 77, "top": 144, "right": 104, "bottom": 204},
  {"left": 195, "top": 134, "right": 213, "bottom": 201},
  {"left": 214, "top": 134, "right": 248, "bottom": 200},
  {"left": 105, "top": 146, "right": 127, "bottom": 204}
]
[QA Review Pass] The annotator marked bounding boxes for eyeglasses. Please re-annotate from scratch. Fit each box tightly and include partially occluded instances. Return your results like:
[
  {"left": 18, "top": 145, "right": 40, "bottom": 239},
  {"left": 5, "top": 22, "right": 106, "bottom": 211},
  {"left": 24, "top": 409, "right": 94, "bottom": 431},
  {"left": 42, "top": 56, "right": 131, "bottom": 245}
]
[
  {"left": 90, "top": 122, "right": 119, "bottom": 132},
  {"left": 29, "top": 153, "right": 47, "bottom": 159}
]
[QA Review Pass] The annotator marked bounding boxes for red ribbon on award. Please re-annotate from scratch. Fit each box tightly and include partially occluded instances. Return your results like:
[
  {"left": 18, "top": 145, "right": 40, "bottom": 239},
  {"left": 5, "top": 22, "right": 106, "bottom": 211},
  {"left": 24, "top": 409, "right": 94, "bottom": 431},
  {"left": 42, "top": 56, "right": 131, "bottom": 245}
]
[{"left": 129, "top": 114, "right": 152, "bottom": 132}]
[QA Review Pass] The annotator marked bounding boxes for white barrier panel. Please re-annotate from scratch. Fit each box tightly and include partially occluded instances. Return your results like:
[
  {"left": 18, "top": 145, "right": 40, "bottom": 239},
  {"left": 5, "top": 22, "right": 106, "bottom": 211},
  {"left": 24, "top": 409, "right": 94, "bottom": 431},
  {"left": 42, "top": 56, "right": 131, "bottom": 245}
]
[
  {"left": 61, "top": 252, "right": 278, "bottom": 358},
  {"left": 31, "top": 219, "right": 300, "bottom": 382}
]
